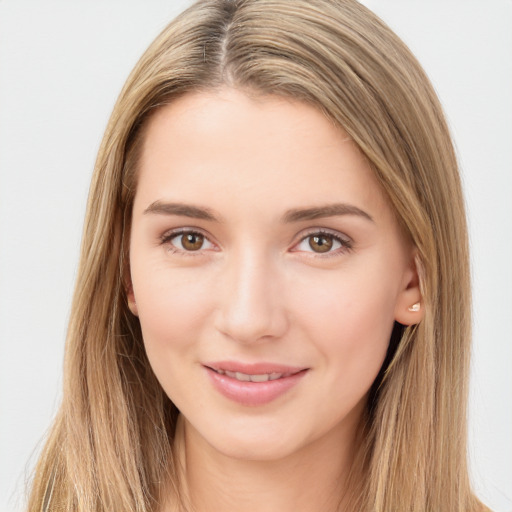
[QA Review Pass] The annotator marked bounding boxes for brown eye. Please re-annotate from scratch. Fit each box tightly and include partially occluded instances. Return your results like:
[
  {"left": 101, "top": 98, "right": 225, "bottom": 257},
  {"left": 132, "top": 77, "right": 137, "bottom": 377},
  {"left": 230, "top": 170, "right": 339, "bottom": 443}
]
[
  {"left": 308, "top": 234, "right": 334, "bottom": 253},
  {"left": 163, "top": 229, "right": 215, "bottom": 253},
  {"left": 181, "top": 232, "right": 204, "bottom": 251}
]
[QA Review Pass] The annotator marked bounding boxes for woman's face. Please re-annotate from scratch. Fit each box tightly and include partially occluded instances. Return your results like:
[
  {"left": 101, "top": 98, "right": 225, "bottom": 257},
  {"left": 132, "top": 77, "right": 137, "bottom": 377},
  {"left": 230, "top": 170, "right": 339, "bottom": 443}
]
[{"left": 128, "top": 88, "right": 421, "bottom": 461}]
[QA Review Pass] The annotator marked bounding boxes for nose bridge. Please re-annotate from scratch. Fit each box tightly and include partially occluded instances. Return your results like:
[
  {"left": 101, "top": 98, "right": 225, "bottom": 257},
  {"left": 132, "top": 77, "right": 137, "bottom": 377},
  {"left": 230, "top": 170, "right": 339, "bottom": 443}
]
[{"left": 215, "top": 245, "right": 287, "bottom": 343}]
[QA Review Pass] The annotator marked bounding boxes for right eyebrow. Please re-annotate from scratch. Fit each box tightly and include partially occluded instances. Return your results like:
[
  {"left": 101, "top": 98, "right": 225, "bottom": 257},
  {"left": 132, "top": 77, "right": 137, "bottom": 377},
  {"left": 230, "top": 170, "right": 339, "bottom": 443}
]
[{"left": 143, "top": 201, "right": 221, "bottom": 222}]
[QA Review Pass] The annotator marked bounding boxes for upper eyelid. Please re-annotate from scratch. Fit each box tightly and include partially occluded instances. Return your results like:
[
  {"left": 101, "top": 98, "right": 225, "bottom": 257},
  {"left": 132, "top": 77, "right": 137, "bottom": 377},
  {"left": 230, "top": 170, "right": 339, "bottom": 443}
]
[
  {"left": 290, "top": 228, "right": 353, "bottom": 255},
  {"left": 160, "top": 227, "right": 218, "bottom": 248},
  {"left": 160, "top": 228, "right": 218, "bottom": 256},
  {"left": 161, "top": 226, "right": 212, "bottom": 240},
  {"left": 294, "top": 227, "right": 352, "bottom": 243}
]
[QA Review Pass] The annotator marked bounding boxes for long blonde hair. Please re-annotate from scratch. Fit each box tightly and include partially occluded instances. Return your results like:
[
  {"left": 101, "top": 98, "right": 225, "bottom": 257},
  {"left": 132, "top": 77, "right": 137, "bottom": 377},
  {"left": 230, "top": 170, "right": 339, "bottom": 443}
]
[{"left": 27, "top": 1, "right": 488, "bottom": 510}]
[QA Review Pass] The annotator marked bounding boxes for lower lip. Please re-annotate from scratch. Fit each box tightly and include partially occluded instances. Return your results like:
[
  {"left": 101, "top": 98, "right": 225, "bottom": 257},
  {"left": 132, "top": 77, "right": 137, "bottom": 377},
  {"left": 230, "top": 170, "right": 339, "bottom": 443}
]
[{"left": 205, "top": 367, "right": 308, "bottom": 406}]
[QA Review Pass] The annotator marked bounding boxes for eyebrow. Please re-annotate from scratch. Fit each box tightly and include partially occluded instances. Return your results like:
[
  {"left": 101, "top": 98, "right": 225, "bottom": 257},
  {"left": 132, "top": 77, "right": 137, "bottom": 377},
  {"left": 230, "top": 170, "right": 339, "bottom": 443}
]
[
  {"left": 143, "top": 201, "right": 220, "bottom": 221},
  {"left": 282, "top": 203, "right": 374, "bottom": 223},
  {"left": 143, "top": 200, "right": 374, "bottom": 224}
]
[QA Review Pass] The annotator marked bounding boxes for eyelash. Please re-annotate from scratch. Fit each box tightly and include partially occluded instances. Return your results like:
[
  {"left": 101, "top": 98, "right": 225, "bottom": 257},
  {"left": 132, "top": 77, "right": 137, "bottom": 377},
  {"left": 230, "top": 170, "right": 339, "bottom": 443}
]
[
  {"left": 159, "top": 228, "right": 353, "bottom": 257},
  {"left": 160, "top": 228, "right": 214, "bottom": 256},
  {"left": 293, "top": 229, "right": 353, "bottom": 257}
]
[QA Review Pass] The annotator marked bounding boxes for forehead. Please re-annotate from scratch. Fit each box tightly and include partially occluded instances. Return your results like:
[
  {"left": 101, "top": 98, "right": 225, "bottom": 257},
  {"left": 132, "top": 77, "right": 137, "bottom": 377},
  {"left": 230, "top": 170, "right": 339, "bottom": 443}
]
[{"left": 135, "top": 88, "right": 391, "bottom": 222}]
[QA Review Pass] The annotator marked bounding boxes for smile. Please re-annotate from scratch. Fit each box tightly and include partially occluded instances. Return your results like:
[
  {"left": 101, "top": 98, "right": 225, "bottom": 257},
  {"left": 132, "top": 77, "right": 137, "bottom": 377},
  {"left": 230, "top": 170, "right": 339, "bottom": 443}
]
[
  {"left": 211, "top": 369, "right": 292, "bottom": 382},
  {"left": 204, "top": 362, "right": 308, "bottom": 406}
]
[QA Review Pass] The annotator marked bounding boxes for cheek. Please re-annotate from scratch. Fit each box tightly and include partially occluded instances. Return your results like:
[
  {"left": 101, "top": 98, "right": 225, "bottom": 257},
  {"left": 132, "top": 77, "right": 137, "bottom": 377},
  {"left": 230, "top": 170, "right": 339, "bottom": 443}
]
[
  {"left": 293, "top": 263, "right": 397, "bottom": 335},
  {"left": 291, "top": 266, "right": 397, "bottom": 385},
  {"left": 131, "top": 263, "right": 214, "bottom": 357},
  {"left": 131, "top": 264, "right": 217, "bottom": 408}
]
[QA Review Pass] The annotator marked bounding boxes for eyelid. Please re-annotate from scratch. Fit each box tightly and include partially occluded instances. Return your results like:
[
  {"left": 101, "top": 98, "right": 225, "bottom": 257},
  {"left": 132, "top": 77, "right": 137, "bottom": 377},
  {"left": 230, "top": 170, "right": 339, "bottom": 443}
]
[
  {"left": 158, "top": 226, "right": 352, "bottom": 256},
  {"left": 159, "top": 227, "right": 218, "bottom": 253},
  {"left": 290, "top": 227, "right": 353, "bottom": 255}
]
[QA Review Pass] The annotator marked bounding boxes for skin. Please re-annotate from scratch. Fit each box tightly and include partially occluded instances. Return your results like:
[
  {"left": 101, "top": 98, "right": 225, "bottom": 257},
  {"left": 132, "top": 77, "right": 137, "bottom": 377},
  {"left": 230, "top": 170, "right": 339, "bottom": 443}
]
[{"left": 128, "top": 88, "right": 423, "bottom": 512}]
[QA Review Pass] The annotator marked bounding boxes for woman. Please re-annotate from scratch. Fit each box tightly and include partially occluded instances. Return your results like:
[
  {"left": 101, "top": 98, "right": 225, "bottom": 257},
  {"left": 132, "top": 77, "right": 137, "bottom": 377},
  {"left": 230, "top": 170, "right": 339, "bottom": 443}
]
[{"left": 26, "top": 0, "right": 491, "bottom": 511}]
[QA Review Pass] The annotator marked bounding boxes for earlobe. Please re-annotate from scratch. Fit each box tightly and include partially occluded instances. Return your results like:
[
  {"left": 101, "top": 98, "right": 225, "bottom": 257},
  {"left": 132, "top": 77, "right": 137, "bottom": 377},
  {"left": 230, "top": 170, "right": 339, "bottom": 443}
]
[{"left": 394, "top": 253, "right": 424, "bottom": 326}]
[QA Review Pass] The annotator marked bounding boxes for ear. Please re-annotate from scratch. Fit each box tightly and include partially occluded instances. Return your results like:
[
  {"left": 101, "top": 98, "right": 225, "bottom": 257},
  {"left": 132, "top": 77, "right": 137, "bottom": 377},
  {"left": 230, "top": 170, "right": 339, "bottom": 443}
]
[
  {"left": 126, "top": 281, "right": 139, "bottom": 316},
  {"left": 124, "top": 263, "right": 139, "bottom": 317},
  {"left": 394, "top": 252, "right": 424, "bottom": 326}
]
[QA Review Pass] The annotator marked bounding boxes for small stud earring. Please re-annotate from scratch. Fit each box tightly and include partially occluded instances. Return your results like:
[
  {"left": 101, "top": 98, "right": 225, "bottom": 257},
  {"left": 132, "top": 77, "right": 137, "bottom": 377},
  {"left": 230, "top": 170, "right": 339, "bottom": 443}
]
[{"left": 408, "top": 302, "right": 420, "bottom": 312}]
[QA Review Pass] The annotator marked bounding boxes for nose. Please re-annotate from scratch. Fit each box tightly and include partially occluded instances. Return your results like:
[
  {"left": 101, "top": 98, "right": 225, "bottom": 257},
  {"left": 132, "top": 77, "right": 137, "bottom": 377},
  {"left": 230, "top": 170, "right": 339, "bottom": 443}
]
[{"left": 214, "top": 249, "right": 289, "bottom": 344}]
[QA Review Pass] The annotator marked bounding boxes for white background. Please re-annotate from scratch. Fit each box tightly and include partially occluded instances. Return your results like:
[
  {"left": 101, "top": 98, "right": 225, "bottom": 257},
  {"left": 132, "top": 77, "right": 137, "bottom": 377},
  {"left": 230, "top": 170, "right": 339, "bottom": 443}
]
[{"left": 0, "top": 1, "right": 510, "bottom": 511}]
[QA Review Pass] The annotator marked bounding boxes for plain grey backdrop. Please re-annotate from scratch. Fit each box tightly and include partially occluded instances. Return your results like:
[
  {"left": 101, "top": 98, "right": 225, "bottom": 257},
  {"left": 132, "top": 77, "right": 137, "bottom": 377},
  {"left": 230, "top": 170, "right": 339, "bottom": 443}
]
[{"left": 0, "top": 1, "right": 511, "bottom": 511}]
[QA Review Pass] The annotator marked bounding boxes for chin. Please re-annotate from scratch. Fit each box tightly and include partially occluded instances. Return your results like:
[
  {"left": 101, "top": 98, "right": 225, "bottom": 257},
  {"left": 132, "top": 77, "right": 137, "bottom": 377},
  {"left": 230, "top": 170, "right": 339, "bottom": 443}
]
[
  {"left": 188, "top": 413, "right": 309, "bottom": 462},
  {"left": 212, "top": 433, "right": 302, "bottom": 462}
]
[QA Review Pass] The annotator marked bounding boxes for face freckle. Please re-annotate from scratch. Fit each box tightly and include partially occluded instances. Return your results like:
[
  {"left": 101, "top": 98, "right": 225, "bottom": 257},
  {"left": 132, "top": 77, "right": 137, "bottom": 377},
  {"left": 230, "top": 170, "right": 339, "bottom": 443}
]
[{"left": 128, "top": 87, "right": 419, "bottom": 462}]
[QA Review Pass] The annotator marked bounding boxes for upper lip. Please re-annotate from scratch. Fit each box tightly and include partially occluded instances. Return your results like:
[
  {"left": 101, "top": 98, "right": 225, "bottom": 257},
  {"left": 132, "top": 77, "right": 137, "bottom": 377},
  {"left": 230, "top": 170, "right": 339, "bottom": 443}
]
[{"left": 204, "top": 361, "right": 307, "bottom": 376}]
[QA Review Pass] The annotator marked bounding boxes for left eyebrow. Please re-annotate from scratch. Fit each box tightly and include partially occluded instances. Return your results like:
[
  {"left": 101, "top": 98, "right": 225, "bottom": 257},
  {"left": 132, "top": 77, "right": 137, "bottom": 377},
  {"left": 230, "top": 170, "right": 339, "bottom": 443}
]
[{"left": 282, "top": 203, "right": 374, "bottom": 223}]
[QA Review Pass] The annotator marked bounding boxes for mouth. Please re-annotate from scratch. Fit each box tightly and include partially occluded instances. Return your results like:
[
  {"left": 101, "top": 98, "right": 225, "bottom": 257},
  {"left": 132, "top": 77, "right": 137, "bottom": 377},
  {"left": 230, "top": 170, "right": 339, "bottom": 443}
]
[
  {"left": 203, "top": 361, "right": 309, "bottom": 406},
  {"left": 208, "top": 368, "right": 297, "bottom": 383}
]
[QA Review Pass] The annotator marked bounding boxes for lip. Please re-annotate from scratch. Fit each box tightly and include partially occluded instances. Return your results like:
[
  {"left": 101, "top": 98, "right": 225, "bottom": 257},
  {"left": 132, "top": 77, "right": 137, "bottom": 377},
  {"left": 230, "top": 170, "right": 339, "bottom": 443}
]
[{"left": 203, "top": 361, "right": 309, "bottom": 407}]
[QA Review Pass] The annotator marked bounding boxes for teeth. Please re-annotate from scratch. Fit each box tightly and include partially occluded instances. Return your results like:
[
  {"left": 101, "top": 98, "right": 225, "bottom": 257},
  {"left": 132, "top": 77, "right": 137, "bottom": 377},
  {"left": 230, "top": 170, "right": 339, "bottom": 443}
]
[
  {"left": 249, "top": 373, "right": 270, "bottom": 382},
  {"left": 235, "top": 371, "right": 252, "bottom": 382},
  {"left": 219, "top": 370, "right": 285, "bottom": 382}
]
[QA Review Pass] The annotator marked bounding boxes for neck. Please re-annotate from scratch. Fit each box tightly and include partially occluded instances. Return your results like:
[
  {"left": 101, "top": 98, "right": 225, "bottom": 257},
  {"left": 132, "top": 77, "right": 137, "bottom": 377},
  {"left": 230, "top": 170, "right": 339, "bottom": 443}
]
[{"left": 174, "top": 412, "right": 365, "bottom": 512}]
